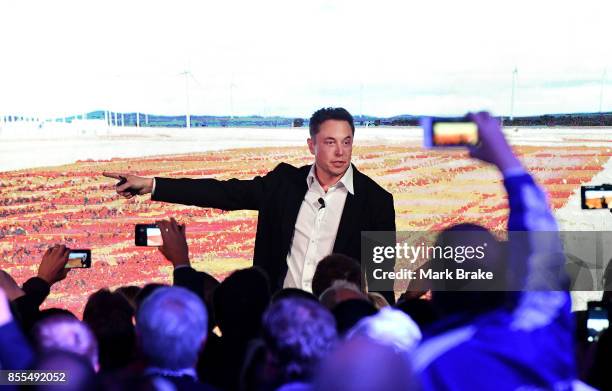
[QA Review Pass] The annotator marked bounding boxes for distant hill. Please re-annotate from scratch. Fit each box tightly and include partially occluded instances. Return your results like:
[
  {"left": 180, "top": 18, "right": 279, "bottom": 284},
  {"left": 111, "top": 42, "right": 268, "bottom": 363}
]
[{"left": 10, "top": 110, "right": 612, "bottom": 127}]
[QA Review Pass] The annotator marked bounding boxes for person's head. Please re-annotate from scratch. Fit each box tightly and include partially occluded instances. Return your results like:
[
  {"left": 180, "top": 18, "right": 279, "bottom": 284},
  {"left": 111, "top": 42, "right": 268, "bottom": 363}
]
[
  {"left": 319, "top": 280, "right": 368, "bottom": 310},
  {"left": 367, "top": 292, "right": 390, "bottom": 309},
  {"left": 33, "top": 350, "right": 98, "bottom": 390},
  {"left": 272, "top": 288, "right": 318, "bottom": 303},
  {"left": 311, "top": 254, "right": 362, "bottom": 299},
  {"left": 332, "top": 299, "right": 378, "bottom": 335},
  {"left": 213, "top": 266, "right": 270, "bottom": 339},
  {"left": 33, "top": 315, "right": 99, "bottom": 371},
  {"left": 37, "top": 307, "right": 77, "bottom": 322},
  {"left": 136, "top": 286, "right": 208, "bottom": 370},
  {"left": 308, "top": 107, "right": 355, "bottom": 182},
  {"left": 313, "top": 337, "right": 414, "bottom": 391},
  {"left": 395, "top": 298, "right": 439, "bottom": 329},
  {"left": 346, "top": 307, "right": 421, "bottom": 353},
  {"left": 135, "top": 283, "right": 168, "bottom": 309},
  {"left": 83, "top": 288, "right": 136, "bottom": 371},
  {"left": 115, "top": 285, "right": 141, "bottom": 310},
  {"left": 430, "top": 223, "right": 510, "bottom": 317},
  {"left": 263, "top": 297, "right": 337, "bottom": 384}
]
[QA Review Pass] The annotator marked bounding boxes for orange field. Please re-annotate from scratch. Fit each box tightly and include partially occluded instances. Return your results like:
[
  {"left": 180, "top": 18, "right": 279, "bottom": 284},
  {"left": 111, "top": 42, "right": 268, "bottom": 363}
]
[{"left": 0, "top": 144, "right": 610, "bottom": 316}]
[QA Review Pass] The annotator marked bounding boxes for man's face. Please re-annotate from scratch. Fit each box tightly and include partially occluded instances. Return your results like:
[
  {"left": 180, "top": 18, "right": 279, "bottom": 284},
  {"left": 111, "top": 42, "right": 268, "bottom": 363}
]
[{"left": 307, "top": 119, "right": 353, "bottom": 180}]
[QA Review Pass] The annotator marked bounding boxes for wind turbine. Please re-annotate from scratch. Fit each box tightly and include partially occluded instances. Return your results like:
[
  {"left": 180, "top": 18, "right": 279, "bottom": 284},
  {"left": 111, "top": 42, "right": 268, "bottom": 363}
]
[
  {"left": 510, "top": 67, "right": 518, "bottom": 121},
  {"left": 179, "top": 70, "right": 192, "bottom": 128}
]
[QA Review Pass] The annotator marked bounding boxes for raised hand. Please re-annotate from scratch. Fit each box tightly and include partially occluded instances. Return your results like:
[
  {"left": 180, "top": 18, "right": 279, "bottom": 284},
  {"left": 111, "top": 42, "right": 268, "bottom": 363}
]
[
  {"left": 156, "top": 218, "right": 190, "bottom": 268},
  {"left": 37, "top": 244, "right": 71, "bottom": 285},
  {"left": 103, "top": 172, "right": 154, "bottom": 199},
  {"left": 467, "top": 112, "right": 523, "bottom": 172}
]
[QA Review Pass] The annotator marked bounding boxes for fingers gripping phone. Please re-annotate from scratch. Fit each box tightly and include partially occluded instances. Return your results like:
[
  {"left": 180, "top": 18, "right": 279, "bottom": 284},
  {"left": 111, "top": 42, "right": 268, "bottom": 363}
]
[
  {"left": 421, "top": 117, "right": 480, "bottom": 148},
  {"left": 135, "top": 224, "right": 164, "bottom": 246}
]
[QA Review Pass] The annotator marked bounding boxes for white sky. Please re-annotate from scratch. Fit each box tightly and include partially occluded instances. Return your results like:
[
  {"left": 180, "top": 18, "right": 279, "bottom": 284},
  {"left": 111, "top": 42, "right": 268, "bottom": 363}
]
[{"left": 1, "top": 0, "right": 611, "bottom": 118}]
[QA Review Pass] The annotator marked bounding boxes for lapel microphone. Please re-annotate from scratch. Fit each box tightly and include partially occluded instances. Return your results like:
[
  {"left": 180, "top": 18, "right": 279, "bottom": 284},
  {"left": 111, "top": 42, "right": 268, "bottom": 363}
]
[{"left": 318, "top": 197, "right": 326, "bottom": 209}]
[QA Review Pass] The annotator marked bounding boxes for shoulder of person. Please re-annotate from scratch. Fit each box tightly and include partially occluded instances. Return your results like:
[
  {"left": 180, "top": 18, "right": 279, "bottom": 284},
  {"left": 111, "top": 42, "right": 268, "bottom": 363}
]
[
  {"left": 267, "top": 162, "right": 309, "bottom": 179},
  {"left": 353, "top": 165, "right": 393, "bottom": 200},
  {"left": 270, "top": 162, "right": 302, "bottom": 173}
]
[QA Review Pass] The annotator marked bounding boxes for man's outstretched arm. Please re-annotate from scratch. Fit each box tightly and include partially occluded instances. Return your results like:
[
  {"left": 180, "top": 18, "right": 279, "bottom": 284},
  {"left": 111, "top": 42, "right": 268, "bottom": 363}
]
[{"left": 103, "top": 163, "right": 287, "bottom": 211}]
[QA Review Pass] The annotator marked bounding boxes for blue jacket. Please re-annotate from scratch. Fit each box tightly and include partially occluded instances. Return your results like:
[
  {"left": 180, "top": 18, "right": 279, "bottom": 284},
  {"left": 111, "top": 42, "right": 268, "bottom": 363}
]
[{"left": 414, "top": 172, "right": 575, "bottom": 391}]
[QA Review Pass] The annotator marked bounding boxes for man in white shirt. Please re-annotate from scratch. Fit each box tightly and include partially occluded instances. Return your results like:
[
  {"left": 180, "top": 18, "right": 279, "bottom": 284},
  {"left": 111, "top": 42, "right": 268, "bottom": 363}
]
[{"left": 104, "top": 107, "right": 396, "bottom": 302}]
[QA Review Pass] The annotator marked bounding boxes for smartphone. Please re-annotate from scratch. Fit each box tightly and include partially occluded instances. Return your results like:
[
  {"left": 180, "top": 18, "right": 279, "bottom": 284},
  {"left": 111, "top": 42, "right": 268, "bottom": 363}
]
[
  {"left": 581, "top": 184, "right": 612, "bottom": 209},
  {"left": 587, "top": 301, "right": 609, "bottom": 342},
  {"left": 66, "top": 250, "right": 91, "bottom": 268},
  {"left": 135, "top": 224, "right": 163, "bottom": 246},
  {"left": 421, "top": 117, "right": 479, "bottom": 148}
]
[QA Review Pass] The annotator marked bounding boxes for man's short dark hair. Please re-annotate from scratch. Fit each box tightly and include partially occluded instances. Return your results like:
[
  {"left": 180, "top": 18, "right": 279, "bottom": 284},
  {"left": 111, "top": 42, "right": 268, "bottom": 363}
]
[
  {"left": 312, "top": 254, "right": 362, "bottom": 299},
  {"left": 309, "top": 107, "right": 355, "bottom": 138}
]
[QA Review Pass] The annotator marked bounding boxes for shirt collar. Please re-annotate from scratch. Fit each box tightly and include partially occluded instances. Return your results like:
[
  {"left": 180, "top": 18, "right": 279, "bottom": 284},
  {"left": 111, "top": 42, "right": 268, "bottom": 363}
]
[{"left": 307, "top": 164, "right": 354, "bottom": 195}]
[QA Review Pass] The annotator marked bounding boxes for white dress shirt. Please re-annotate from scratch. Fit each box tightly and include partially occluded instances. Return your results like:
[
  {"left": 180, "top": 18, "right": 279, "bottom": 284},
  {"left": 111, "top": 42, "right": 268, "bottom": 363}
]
[{"left": 283, "top": 164, "right": 354, "bottom": 292}]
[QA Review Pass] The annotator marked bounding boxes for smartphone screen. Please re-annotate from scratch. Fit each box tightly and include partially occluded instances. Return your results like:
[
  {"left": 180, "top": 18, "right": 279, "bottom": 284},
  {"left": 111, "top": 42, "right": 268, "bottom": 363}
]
[
  {"left": 66, "top": 250, "right": 91, "bottom": 268},
  {"left": 421, "top": 117, "right": 479, "bottom": 148},
  {"left": 433, "top": 122, "right": 478, "bottom": 146},
  {"left": 135, "top": 224, "right": 163, "bottom": 246},
  {"left": 146, "top": 227, "right": 163, "bottom": 246},
  {"left": 587, "top": 303, "right": 609, "bottom": 342},
  {"left": 581, "top": 186, "right": 612, "bottom": 209}
]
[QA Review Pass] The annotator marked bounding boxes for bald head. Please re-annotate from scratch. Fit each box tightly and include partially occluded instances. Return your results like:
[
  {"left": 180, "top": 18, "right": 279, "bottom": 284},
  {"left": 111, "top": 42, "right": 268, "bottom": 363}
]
[{"left": 314, "top": 337, "right": 415, "bottom": 391}]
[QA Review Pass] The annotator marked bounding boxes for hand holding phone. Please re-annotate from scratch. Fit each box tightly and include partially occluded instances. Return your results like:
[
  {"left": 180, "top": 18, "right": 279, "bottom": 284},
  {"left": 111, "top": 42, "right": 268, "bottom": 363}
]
[
  {"left": 156, "top": 218, "right": 190, "bottom": 268},
  {"left": 38, "top": 245, "right": 71, "bottom": 285}
]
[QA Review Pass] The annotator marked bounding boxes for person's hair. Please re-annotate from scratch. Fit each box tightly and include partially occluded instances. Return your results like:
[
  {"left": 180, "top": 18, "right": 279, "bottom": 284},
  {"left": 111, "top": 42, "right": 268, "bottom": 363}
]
[
  {"left": 312, "top": 254, "right": 362, "bottom": 299},
  {"left": 319, "top": 280, "right": 367, "bottom": 309},
  {"left": 213, "top": 267, "right": 270, "bottom": 339},
  {"left": 309, "top": 107, "right": 355, "bottom": 138},
  {"left": 135, "top": 283, "right": 168, "bottom": 309},
  {"left": 272, "top": 288, "right": 318, "bottom": 303},
  {"left": 331, "top": 299, "right": 378, "bottom": 335},
  {"left": 367, "top": 292, "right": 390, "bottom": 309},
  {"left": 395, "top": 298, "right": 439, "bottom": 329},
  {"left": 83, "top": 288, "right": 136, "bottom": 371},
  {"left": 37, "top": 308, "right": 77, "bottom": 322},
  {"left": 33, "top": 315, "right": 99, "bottom": 370},
  {"left": 345, "top": 307, "right": 422, "bottom": 353},
  {"left": 430, "top": 223, "right": 511, "bottom": 317},
  {"left": 262, "top": 297, "right": 337, "bottom": 383},
  {"left": 115, "top": 285, "right": 141, "bottom": 310},
  {"left": 33, "top": 350, "right": 99, "bottom": 390},
  {"left": 313, "top": 337, "right": 414, "bottom": 391},
  {"left": 136, "top": 286, "right": 208, "bottom": 370}
]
